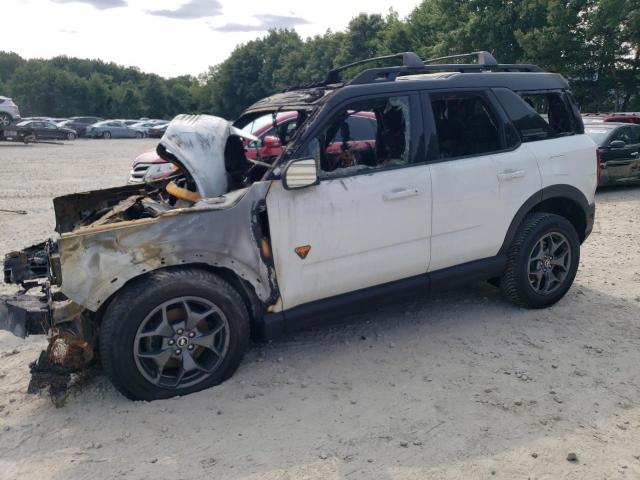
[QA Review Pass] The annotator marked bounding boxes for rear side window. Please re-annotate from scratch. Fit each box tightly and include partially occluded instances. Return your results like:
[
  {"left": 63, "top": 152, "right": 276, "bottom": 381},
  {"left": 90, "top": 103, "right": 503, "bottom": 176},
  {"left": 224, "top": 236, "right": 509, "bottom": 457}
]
[
  {"left": 429, "top": 93, "right": 501, "bottom": 158},
  {"left": 494, "top": 89, "right": 577, "bottom": 142}
]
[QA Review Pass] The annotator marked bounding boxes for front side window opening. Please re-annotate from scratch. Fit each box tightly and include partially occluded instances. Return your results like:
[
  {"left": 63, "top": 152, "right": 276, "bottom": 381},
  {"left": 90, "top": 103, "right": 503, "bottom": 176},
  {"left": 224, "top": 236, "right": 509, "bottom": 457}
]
[{"left": 300, "top": 96, "right": 411, "bottom": 179}]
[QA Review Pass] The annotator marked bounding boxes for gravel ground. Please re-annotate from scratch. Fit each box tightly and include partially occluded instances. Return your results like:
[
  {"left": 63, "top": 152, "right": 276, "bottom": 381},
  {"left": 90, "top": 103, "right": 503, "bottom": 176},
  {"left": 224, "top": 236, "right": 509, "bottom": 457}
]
[{"left": 0, "top": 139, "right": 639, "bottom": 479}]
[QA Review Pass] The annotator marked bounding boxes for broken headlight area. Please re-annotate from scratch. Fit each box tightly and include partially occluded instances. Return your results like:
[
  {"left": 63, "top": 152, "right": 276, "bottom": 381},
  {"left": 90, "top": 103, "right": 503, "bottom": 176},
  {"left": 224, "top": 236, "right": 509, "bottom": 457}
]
[
  {"left": 0, "top": 285, "right": 98, "bottom": 406},
  {"left": 2, "top": 238, "right": 98, "bottom": 406}
]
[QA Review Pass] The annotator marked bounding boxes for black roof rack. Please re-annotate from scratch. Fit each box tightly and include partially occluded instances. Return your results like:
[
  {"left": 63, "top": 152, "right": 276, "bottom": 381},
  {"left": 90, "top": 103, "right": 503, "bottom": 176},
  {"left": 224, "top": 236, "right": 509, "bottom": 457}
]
[
  {"left": 323, "top": 52, "right": 425, "bottom": 85},
  {"left": 317, "top": 51, "right": 544, "bottom": 88}
]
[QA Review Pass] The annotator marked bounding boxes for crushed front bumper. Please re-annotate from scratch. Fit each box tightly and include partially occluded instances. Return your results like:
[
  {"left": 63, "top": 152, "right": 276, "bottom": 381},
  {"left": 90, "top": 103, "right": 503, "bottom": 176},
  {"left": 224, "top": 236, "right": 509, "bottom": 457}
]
[{"left": 0, "top": 293, "right": 48, "bottom": 338}]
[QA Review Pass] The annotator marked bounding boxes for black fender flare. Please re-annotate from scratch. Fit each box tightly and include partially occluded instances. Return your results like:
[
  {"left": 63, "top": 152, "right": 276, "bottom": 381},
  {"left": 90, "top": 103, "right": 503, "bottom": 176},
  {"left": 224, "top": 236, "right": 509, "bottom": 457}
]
[{"left": 499, "top": 185, "right": 591, "bottom": 255}]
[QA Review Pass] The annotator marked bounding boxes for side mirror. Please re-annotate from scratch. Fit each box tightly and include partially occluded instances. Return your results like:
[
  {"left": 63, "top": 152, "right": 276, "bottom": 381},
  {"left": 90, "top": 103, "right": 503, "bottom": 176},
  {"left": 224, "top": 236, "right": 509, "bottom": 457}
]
[
  {"left": 283, "top": 158, "right": 318, "bottom": 190},
  {"left": 262, "top": 135, "right": 281, "bottom": 149},
  {"left": 609, "top": 140, "right": 626, "bottom": 149}
]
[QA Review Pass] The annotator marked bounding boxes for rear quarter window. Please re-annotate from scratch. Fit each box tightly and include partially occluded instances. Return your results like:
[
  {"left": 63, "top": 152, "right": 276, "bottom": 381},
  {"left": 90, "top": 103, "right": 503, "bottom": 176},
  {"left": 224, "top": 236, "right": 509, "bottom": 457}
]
[{"left": 493, "top": 88, "right": 579, "bottom": 142}]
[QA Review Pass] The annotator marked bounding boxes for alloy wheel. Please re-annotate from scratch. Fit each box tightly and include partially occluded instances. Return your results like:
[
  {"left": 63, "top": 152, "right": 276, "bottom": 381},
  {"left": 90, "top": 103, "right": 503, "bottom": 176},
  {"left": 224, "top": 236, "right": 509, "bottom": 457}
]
[
  {"left": 133, "top": 296, "right": 230, "bottom": 389},
  {"left": 527, "top": 232, "right": 572, "bottom": 295}
]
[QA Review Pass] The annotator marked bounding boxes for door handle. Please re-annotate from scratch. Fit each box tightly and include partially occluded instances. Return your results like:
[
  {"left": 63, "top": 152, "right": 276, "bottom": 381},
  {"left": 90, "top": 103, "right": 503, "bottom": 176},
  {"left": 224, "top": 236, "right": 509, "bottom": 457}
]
[
  {"left": 497, "top": 169, "right": 526, "bottom": 181},
  {"left": 383, "top": 188, "right": 419, "bottom": 201}
]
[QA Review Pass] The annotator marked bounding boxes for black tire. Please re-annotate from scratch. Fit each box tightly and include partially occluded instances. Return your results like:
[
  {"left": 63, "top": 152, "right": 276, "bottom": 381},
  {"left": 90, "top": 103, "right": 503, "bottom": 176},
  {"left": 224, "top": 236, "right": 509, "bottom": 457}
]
[
  {"left": 103, "top": 131, "right": 112, "bottom": 139},
  {"left": 501, "top": 213, "right": 580, "bottom": 309},
  {"left": 135, "top": 131, "right": 143, "bottom": 138},
  {"left": 100, "top": 268, "right": 250, "bottom": 400},
  {"left": 67, "top": 132, "right": 76, "bottom": 140}
]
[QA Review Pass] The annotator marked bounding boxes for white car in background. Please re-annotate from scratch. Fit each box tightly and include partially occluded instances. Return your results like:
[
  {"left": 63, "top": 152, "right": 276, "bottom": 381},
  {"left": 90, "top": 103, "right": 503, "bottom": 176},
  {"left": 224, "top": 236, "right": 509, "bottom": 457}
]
[{"left": 0, "top": 96, "right": 21, "bottom": 127}]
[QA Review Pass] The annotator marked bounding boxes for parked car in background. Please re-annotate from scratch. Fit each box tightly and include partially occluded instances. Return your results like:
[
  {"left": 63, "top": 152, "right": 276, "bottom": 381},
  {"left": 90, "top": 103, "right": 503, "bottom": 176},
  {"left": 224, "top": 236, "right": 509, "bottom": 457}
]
[
  {"left": 85, "top": 120, "right": 145, "bottom": 139},
  {"left": 62, "top": 116, "right": 104, "bottom": 137},
  {"left": 131, "top": 121, "right": 168, "bottom": 135},
  {"left": 583, "top": 113, "right": 640, "bottom": 124},
  {"left": 117, "top": 119, "right": 143, "bottom": 127},
  {"left": 146, "top": 123, "right": 169, "bottom": 138},
  {"left": 4, "top": 120, "right": 77, "bottom": 142},
  {"left": 585, "top": 122, "right": 640, "bottom": 185},
  {"left": 0, "top": 96, "right": 21, "bottom": 127}
]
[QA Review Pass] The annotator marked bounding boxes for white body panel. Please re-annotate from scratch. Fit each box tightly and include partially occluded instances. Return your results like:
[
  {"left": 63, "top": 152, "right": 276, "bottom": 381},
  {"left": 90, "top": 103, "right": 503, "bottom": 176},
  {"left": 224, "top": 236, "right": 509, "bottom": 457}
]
[
  {"left": 267, "top": 166, "right": 432, "bottom": 310},
  {"left": 493, "top": 143, "right": 543, "bottom": 246},
  {"left": 528, "top": 136, "right": 598, "bottom": 205},
  {"left": 428, "top": 154, "right": 501, "bottom": 271}
]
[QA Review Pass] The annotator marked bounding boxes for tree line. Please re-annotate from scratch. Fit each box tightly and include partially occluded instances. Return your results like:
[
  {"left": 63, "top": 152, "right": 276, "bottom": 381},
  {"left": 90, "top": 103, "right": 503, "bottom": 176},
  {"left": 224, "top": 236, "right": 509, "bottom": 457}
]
[{"left": 1, "top": 0, "right": 638, "bottom": 120}]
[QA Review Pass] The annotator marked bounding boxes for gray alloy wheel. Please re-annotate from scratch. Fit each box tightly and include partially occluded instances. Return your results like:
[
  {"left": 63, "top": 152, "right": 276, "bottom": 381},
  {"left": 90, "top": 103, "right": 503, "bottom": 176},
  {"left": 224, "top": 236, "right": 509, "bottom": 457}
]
[
  {"left": 133, "top": 296, "right": 231, "bottom": 389},
  {"left": 103, "top": 131, "right": 112, "bottom": 139},
  {"left": 0, "top": 112, "right": 12, "bottom": 127},
  {"left": 67, "top": 132, "right": 76, "bottom": 140},
  {"left": 527, "top": 232, "right": 572, "bottom": 295}
]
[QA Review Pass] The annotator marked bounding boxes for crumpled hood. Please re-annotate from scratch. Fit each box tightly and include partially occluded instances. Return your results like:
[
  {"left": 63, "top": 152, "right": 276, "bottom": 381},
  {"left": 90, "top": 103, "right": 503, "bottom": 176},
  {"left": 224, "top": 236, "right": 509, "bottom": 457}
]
[{"left": 158, "top": 114, "right": 257, "bottom": 198}]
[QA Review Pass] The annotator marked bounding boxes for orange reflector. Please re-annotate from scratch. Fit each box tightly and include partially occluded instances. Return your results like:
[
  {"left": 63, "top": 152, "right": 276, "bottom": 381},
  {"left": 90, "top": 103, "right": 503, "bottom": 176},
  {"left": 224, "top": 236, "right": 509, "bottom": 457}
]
[{"left": 294, "top": 245, "right": 311, "bottom": 260}]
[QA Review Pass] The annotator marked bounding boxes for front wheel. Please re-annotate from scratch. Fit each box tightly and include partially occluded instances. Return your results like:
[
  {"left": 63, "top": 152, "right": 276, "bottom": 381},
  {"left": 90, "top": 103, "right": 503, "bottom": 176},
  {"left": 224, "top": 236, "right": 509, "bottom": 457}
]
[
  {"left": 103, "top": 131, "right": 112, "bottom": 139},
  {"left": 100, "top": 268, "right": 250, "bottom": 400},
  {"left": 135, "top": 131, "right": 143, "bottom": 139},
  {"left": 67, "top": 132, "right": 76, "bottom": 140},
  {"left": 501, "top": 213, "right": 580, "bottom": 309}
]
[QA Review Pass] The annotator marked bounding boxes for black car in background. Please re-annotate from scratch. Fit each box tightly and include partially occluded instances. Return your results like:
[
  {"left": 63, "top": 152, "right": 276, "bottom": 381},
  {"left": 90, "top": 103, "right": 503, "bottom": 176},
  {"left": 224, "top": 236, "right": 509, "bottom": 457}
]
[
  {"left": 60, "top": 116, "right": 104, "bottom": 137},
  {"left": 585, "top": 123, "right": 640, "bottom": 185},
  {"left": 7, "top": 120, "right": 78, "bottom": 142}
]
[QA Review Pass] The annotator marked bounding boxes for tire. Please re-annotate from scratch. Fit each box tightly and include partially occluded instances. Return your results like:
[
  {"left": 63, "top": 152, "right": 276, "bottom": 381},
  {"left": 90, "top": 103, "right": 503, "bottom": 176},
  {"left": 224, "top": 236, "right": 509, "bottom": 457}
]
[
  {"left": 67, "top": 132, "right": 76, "bottom": 140},
  {"left": 0, "top": 112, "right": 12, "bottom": 127},
  {"left": 135, "top": 131, "right": 143, "bottom": 139},
  {"left": 100, "top": 268, "right": 250, "bottom": 401},
  {"left": 501, "top": 213, "right": 580, "bottom": 309},
  {"left": 103, "top": 131, "right": 112, "bottom": 139}
]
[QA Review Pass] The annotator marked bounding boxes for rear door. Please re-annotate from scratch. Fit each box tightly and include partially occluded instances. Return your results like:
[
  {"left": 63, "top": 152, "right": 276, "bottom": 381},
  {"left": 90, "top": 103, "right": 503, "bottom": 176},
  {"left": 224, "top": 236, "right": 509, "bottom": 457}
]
[{"left": 423, "top": 90, "right": 530, "bottom": 271}]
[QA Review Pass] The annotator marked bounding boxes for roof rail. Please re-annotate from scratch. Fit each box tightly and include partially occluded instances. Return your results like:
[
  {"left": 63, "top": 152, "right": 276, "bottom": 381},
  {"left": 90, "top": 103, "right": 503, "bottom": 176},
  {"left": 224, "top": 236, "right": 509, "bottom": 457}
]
[
  {"left": 424, "top": 51, "right": 499, "bottom": 66},
  {"left": 324, "top": 52, "right": 424, "bottom": 85},
  {"left": 286, "top": 51, "right": 545, "bottom": 91}
]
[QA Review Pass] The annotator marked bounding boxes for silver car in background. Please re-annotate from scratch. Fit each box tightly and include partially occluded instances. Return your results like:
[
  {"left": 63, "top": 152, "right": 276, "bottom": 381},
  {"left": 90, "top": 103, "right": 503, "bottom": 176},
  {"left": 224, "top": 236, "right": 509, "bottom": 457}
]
[
  {"left": 85, "top": 120, "right": 145, "bottom": 139},
  {"left": 0, "top": 96, "right": 21, "bottom": 127}
]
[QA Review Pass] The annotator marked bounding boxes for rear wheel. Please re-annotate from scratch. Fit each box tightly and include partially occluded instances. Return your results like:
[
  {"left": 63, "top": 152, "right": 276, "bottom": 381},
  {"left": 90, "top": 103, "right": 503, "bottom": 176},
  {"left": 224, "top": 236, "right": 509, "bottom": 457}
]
[
  {"left": 501, "top": 213, "right": 580, "bottom": 308},
  {"left": 103, "top": 131, "right": 112, "bottom": 139},
  {"left": 0, "top": 112, "right": 12, "bottom": 127},
  {"left": 100, "top": 268, "right": 250, "bottom": 400}
]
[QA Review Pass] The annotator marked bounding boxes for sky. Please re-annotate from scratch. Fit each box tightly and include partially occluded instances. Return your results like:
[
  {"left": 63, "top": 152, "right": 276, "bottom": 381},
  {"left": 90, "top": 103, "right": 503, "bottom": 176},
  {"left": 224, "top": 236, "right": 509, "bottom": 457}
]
[{"left": 5, "top": 0, "right": 421, "bottom": 78}]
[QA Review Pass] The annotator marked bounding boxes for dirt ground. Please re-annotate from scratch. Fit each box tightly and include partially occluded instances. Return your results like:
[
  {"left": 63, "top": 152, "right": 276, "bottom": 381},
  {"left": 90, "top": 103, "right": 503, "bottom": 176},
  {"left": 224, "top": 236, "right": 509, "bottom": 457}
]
[{"left": 0, "top": 139, "right": 639, "bottom": 480}]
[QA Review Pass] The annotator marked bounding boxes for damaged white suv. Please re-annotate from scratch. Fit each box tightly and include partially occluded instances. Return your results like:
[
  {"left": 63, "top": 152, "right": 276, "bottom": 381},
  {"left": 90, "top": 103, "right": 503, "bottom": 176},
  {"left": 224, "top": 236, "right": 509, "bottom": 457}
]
[{"left": 1, "top": 52, "right": 597, "bottom": 403}]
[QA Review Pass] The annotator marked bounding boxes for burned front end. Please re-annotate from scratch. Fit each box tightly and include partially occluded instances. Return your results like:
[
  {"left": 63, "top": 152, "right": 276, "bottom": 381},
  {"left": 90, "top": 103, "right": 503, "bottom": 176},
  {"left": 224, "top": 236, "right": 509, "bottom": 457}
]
[
  {"left": 0, "top": 114, "right": 280, "bottom": 406},
  {"left": 2, "top": 238, "right": 99, "bottom": 406}
]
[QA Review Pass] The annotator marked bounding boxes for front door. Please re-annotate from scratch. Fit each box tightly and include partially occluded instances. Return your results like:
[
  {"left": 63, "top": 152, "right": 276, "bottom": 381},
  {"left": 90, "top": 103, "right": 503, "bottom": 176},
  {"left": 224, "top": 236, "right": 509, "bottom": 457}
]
[
  {"left": 266, "top": 94, "right": 432, "bottom": 310},
  {"left": 603, "top": 126, "right": 640, "bottom": 182}
]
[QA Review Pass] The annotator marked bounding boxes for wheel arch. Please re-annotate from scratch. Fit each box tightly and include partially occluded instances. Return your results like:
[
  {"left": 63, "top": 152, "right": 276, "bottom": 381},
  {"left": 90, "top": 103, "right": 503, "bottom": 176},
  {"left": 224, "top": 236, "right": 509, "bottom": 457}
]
[
  {"left": 499, "top": 185, "right": 591, "bottom": 255},
  {"left": 93, "top": 263, "right": 266, "bottom": 339}
]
